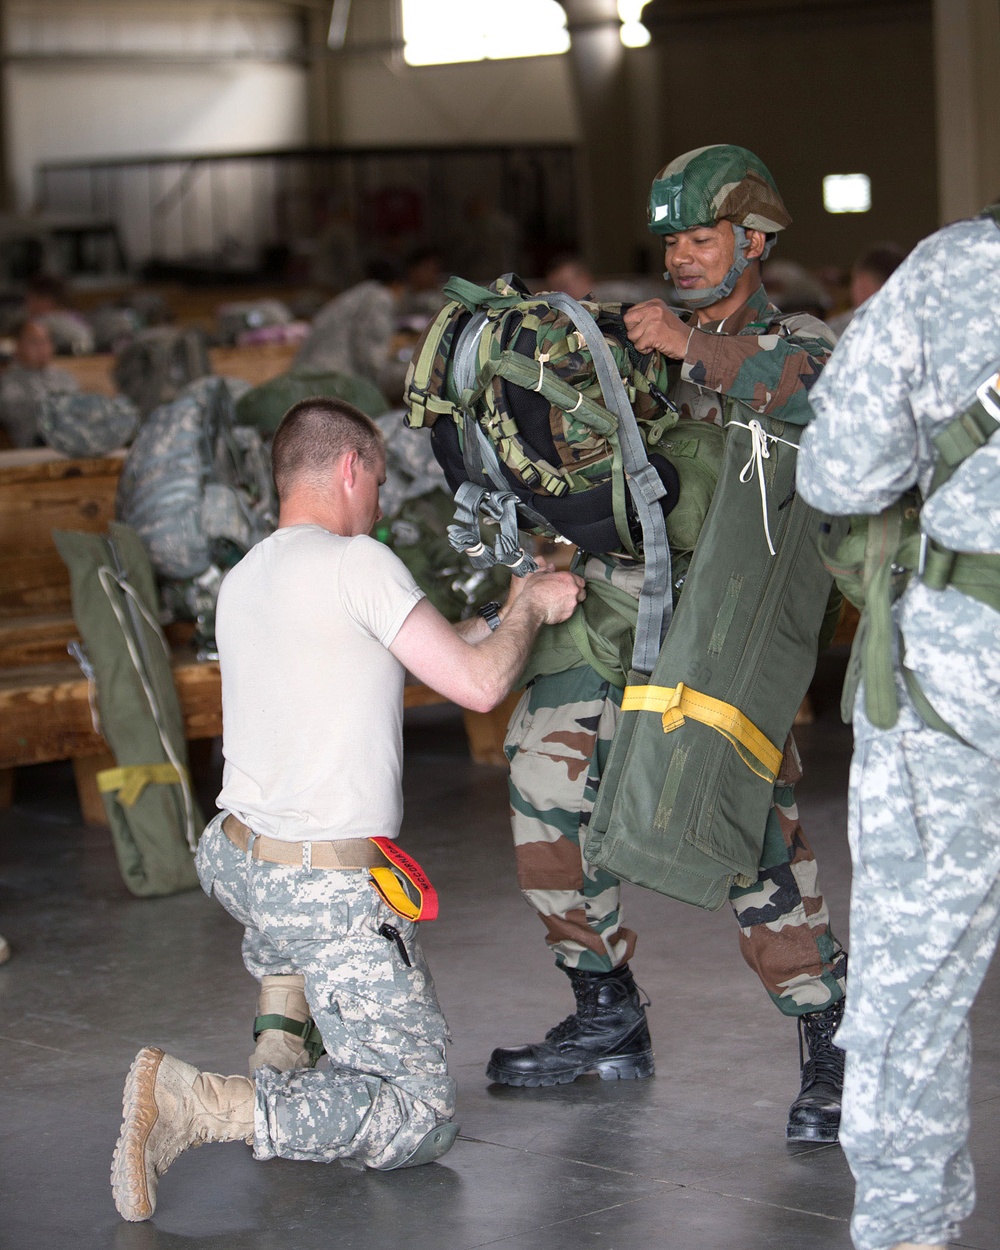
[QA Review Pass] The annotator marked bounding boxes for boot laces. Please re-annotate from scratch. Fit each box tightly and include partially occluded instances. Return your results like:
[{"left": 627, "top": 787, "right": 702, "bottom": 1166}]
[
  {"left": 797, "top": 1002, "right": 845, "bottom": 1092},
  {"left": 543, "top": 974, "right": 610, "bottom": 1042},
  {"left": 544, "top": 1012, "right": 585, "bottom": 1043}
]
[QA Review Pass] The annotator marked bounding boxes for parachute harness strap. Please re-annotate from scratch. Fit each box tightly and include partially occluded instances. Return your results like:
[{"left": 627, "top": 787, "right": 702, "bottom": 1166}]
[
  {"left": 731, "top": 418, "right": 800, "bottom": 556},
  {"left": 545, "top": 292, "right": 672, "bottom": 676},
  {"left": 447, "top": 481, "right": 537, "bottom": 576}
]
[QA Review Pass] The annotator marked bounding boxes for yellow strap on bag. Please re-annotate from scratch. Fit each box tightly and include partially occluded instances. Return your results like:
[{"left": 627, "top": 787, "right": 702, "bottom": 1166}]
[
  {"left": 96, "top": 762, "right": 185, "bottom": 808},
  {"left": 621, "top": 682, "right": 782, "bottom": 784}
]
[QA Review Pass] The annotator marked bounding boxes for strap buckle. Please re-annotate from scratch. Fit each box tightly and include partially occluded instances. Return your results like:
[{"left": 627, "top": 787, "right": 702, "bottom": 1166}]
[{"left": 976, "top": 370, "right": 1000, "bottom": 422}]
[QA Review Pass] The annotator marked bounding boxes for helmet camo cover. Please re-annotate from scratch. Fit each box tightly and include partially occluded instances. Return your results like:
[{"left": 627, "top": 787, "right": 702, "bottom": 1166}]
[{"left": 648, "top": 144, "right": 791, "bottom": 236}]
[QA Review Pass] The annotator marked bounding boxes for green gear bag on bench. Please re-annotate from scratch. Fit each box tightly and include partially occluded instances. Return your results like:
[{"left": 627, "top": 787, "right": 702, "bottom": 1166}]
[
  {"left": 235, "top": 368, "right": 389, "bottom": 437},
  {"left": 53, "top": 522, "right": 203, "bottom": 897}
]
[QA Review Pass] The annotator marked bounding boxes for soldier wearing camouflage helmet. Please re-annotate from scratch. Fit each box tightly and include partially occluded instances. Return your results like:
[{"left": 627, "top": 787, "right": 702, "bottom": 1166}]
[{"left": 490, "top": 144, "right": 848, "bottom": 1146}]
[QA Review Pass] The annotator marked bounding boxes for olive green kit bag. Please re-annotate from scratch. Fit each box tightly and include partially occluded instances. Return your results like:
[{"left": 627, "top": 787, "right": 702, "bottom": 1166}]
[
  {"left": 54, "top": 522, "right": 202, "bottom": 897},
  {"left": 584, "top": 402, "right": 843, "bottom": 911},
  {"left": 235, "top": 368, "right": 389, "bottom": 436}
]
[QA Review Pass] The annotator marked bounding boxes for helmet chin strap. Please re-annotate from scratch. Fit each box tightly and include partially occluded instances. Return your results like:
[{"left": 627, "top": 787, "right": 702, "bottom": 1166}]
[{"left": 668, "top": 224, "right": 755, "bottom": 310}]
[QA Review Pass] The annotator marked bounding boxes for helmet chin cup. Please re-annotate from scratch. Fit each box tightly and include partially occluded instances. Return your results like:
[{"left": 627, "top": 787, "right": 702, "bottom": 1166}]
[{"left": 670, "top": 224, "right": 753, "bottom": 310}]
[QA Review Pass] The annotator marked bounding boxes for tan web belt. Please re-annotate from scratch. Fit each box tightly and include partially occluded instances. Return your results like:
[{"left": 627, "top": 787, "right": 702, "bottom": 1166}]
[{"left": 222, "top": 814, "right": 386, "bottom": 869}]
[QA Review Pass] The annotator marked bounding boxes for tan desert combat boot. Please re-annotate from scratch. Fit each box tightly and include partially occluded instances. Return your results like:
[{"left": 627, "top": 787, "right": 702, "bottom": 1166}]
[
  {"left": 111, "top": 1046, "right": 254, "bottom": 1222},
  {"left": 248, "top": 972, "right": 318, "bottom": 1073}
]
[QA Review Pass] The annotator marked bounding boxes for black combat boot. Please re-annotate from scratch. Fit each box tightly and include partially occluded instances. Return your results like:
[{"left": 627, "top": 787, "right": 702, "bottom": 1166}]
[
  {"left": 486, "top": 964, "right": 655, "bottom": 1087},
  {"left": 785, "top": 996, "right": 846, "bottom": 1142}
]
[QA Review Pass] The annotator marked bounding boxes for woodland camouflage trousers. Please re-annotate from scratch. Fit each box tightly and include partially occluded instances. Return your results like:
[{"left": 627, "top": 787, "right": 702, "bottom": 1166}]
[{"left": 505, "top": 664, "right": 846, "bottom": 1018}]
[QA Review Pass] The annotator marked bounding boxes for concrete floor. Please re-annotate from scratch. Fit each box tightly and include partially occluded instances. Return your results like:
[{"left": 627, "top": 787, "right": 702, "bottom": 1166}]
[{"left": 1, "top": 665, "right": 998, "bottom": 1250}]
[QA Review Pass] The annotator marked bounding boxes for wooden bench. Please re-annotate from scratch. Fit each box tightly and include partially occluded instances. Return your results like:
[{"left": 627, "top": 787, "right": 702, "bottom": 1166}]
[
  {"left": 0, "top": 442, "right": 512, "bottom": 827},
  {"left": 0, "top": 650, "right": 509, "bottom": 825},
  {"left": 58, "top": 343, "right": 300, "bottom": 397}
]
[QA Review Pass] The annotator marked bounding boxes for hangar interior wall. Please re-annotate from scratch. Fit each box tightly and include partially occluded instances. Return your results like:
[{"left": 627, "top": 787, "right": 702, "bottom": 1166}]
[
  {"left": 3, "top": 2, "right": 311, "bottom": 211},
  {"left": 3, "top": 0, "right": 998, "bottom": 276}
]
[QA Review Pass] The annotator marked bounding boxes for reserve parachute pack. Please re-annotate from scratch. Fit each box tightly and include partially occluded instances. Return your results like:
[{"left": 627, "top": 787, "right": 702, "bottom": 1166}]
[
  {"left": 823, "top": 360, "right": 1000, "bottom": 738},
  {"left": 405, "top": 274, "right": 838, "bottom": 910},
  {"left": 585, "top": 395, "right": 840, "bottom": 910},
  {"left": 405, "top": 274, "right": 686, "bottom": 674}
]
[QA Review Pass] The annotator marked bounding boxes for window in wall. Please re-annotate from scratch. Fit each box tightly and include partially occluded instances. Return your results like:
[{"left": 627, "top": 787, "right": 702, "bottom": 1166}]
[
  {"left": 618, "top": 0, "right": 651, "bottom": 47},
  {"left": 823, "top": 174, "right": 872, "bottom": 214},
  {"left": 402, "top": 0, "right": 570, "bottom": 66}
]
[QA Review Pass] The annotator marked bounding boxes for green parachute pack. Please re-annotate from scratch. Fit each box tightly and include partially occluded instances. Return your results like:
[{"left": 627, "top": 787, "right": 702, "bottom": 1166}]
[
  {"left": 585, "top": 398, "right": 841, "bottom": 910},
  {"left": 235, "top": 368, "right": 389, "bottom": 437},
  {"left": 405, "top": 274, "right": 838, "bottom": 910}
]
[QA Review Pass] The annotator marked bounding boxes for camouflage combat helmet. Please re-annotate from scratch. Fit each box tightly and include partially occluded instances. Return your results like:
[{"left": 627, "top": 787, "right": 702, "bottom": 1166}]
[{"left": 647, "top": 144, "right": 791, "bottom": 309}]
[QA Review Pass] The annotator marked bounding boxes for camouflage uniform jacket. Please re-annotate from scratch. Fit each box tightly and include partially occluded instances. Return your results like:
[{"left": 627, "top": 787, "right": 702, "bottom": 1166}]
[
  {"left": 0, "top": 362, "right": 79, "bottom": 448},
  {"left": 671, "top": 282, "right": 834, "bottom": 427},
  {"left": 798, "top": 213, "right": 1000, "bottom": 756}
]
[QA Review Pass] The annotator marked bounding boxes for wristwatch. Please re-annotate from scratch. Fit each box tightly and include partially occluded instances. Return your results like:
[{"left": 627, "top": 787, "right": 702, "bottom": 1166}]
[{"left": 477, "top": 601, "right": 503, "bottom": 632}]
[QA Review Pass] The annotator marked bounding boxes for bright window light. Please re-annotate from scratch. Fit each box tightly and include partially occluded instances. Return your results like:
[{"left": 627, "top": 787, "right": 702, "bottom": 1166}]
[
  {"left": 618, "top": 0, "right": 651, "bottom": 46},
  {"left": 620, "top": 21, "right": 650, "bottom": 47},
  {"left": 618, "top": 0, "right": 649, "bottom": 20},
  {"left": 402, "top": 0, "right": 570, "bottom": 66},
  {"left": 823, "top": 174, "right": 872, "bottom": 214}
]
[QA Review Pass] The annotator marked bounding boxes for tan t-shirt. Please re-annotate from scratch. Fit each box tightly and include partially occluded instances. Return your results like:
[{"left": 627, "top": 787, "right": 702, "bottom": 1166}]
[{"left": 215, "top": 525, "right": 424, "bottom": 842}]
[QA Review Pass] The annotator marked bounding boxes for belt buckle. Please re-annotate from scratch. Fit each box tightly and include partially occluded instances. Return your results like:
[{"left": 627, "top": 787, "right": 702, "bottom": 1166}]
[{"left": 976, "top": 370, "right": 1000, "bottom": 422}]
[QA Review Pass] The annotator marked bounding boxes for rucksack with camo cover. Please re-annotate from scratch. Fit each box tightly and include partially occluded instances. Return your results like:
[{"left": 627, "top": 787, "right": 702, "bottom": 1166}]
[
  {"left": 39, "top": 392, "right": 140, "bottom": 458},
  {"left": 404, "top": 274, "right": 702, "bottom": 675},
  {"left": 115, "top": 376, "right": 275, "bottom": 653}
]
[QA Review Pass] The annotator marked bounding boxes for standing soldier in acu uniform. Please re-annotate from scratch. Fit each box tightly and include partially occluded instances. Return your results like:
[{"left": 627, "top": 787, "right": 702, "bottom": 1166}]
[
  {"left": 489, "top": 145, "right": 849, "bottom": 1144},
  {"left": 798, "top": 207, "right": 1000, "bottom": 1250}
]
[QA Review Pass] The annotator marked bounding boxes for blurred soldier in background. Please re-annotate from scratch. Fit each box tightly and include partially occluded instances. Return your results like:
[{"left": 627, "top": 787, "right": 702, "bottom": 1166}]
[
  {"left": 0, "top": 317, "right": 79, "bottom": 448},
  {"left": 827, "top": 241, "right": 908, "bottom": 337}
]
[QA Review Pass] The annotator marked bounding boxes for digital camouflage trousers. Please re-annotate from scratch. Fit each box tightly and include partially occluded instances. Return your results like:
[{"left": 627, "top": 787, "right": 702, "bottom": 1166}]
[
  {"left": 195, "top": 815, "right": 456, "bottom": 1170},
  {"left": 505, "top": 664, "right": 846, "bottom": 1018},
  {"left": 839, "top": 689, "right": 1000, "bottom": 1250}
]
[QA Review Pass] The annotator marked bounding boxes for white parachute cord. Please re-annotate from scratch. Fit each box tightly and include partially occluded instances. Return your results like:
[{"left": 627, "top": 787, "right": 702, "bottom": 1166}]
[
  {"left": 731, "top": 418, "right": 800, "bottom": 557},
  {"left": 97, "top": 566, "right": 199, "bottom": 852}
]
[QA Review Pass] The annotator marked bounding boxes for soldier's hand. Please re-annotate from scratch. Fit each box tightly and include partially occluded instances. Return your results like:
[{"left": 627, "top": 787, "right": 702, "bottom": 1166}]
[
  {"left": 518, "top": 570, "right": 586, "bottom": 625},
  {"left": 624, "top": 299, "right": 691, "bottom": 358}
]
